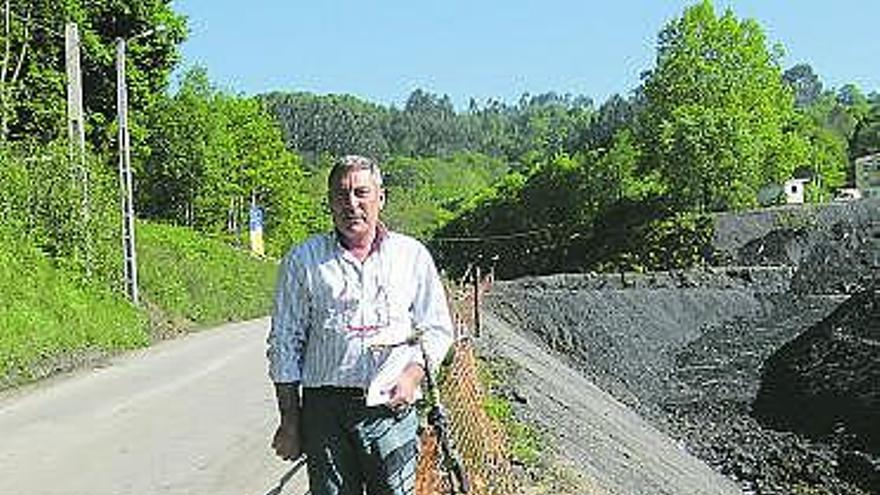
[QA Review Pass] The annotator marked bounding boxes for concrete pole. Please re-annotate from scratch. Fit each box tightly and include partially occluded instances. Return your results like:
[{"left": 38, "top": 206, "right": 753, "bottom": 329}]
[{"left": 66, "top": 22, "right": 92, "bottom": 278}]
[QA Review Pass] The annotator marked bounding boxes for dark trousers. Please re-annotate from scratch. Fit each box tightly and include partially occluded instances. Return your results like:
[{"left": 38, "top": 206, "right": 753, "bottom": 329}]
[{"left": 301, "top": 387, "right": 419, "bottom": 495}]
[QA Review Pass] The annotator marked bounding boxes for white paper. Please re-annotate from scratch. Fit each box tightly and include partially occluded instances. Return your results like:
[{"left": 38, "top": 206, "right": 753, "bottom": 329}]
[{"left": 366, "top": 345, "right": 423, "bottom": 407}]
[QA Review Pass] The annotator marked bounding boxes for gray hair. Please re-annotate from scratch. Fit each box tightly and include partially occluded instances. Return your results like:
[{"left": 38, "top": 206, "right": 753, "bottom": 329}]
[{"left": 328, "top": 155, "right": 383, "bottom": 189}]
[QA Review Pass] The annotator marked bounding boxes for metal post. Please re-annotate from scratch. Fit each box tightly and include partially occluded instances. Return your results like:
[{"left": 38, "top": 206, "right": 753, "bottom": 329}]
[{"left": 116, "top": 38, "right": 138, "bottom": 305}]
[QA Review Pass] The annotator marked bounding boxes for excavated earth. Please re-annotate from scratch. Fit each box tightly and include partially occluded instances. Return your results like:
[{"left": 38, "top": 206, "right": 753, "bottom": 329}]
[{"left": 479, "top": 199, "right": 879, "bottom": 494}]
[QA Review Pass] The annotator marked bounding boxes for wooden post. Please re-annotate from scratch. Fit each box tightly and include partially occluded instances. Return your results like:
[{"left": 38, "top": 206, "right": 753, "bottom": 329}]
[
  {"left": 65, "top": 23, "right": 85, "bottom": 160},
  {"left": 473, "top": 265, "right": 481, "bottom": 337}
]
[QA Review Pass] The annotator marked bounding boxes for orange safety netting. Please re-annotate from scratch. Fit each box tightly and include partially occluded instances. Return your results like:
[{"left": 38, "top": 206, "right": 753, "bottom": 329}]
[{"left": 416, "top": 276, "right": 513, "bottom": 495}]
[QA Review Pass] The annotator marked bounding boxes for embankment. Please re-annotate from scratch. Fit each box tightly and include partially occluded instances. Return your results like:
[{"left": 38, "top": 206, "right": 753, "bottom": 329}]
[{"left": 482, "top": 199, "right": 879, "bottom": 494}]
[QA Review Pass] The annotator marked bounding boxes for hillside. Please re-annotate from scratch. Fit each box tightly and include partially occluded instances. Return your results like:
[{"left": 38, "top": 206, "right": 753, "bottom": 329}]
[
  {"left": 481, "top": 199, "right": 879, "bottom": 494},
  {"left": 0, "top": 222, "right": 277, "bottom": 390}
]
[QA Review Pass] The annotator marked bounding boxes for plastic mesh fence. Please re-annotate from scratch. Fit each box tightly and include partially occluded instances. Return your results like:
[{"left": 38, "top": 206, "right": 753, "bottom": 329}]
[{"left": 415, "top": 276, "right": 514, "bottom": 495}]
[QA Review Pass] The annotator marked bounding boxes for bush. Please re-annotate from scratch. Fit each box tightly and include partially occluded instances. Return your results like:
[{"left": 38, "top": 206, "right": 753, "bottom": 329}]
[{"left": 0, "top": 141, "right": 124, "bottom": 289}]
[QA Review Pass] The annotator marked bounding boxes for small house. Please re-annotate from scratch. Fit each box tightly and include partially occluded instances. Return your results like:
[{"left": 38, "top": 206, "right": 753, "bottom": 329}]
[{"left": 783, "top": 178, "right": 809, "bottom": 204}]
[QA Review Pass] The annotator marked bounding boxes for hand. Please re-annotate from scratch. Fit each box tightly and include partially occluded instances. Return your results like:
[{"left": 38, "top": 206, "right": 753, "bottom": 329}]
[
  {"left": 388, "top": 362, "right": 425, "bottom": 410},
  {"left": 272, "top": 417, "right": 302, "bottom": 460}
]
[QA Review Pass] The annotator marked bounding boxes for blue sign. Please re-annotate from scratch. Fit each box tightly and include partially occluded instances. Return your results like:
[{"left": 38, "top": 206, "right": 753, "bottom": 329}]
[{"left": 249, "top": 205, "right": 264, "bottom": 231}]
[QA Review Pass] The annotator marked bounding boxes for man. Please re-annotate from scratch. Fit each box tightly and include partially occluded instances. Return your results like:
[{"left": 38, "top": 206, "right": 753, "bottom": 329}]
[{"left": 267, "top": 155, "right": 454, "bottom": 495}]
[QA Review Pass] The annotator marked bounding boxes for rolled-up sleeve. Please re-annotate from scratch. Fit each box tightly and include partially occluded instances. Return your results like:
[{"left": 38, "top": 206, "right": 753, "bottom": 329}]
[
  {"left": 267, "top": 252, "right": 309, "bottom": 383},
  {"left": 411, "top": 245, "right": 455, "bottom": 373}
]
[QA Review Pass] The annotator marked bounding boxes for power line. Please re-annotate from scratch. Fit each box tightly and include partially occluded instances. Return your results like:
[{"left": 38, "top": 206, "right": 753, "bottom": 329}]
[{"left": 431, "top": 224, "right": 584, "bottom": 243}]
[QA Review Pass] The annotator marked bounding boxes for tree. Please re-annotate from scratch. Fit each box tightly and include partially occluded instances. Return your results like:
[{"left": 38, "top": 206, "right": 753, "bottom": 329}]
[
  {"left": 587, "top": 93, "right": 639, "bottom": 150},
  {"left": 380, "top": 152, "right": 508, "bottom": 237},
  {"left": 783, "top": 63, "right": 823, "bottom": 108},
  {"left": 141, "top": 67, "right": 323, "bottom": 254},
  {"left": 850, "top": 95, "right": 880, "bottom": 158},
  {"left": 388, "top": 88, "right": 465, "bottom": 157},
  {"left": 261, "top": 91, "right": 389, "bottom": 163},
  {"left": 638, "top": 0, "right": 808, "bottom": 211},
  {"left": 0, "top": 0, "right": 186, "bottom": 145}
]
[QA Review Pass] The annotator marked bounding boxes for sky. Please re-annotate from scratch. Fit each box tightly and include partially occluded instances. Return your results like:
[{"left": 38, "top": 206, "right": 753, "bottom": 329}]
[{"left": 171, "top": 1, "right": 880, "bottom": 109}]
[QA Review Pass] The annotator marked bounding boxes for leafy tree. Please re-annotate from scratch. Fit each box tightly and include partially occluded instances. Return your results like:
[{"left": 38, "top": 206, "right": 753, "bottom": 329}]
[
  {"left": 805, "top": 92, "right": 860, "bottom": 145},
  {"left": 381, "top": 152, "right": 507, "bottom": 237},
  {"left": 0, "top": 0, "right": 185, "bottom": 145},
  {"left": 506, "top": 92, "right": 594, "bottom": 165},
  {"left": 638, "top": 0, "right": 807, "bottom": 211},
  {"left": 388, "top": 89, "right": 465, "bottom": 157},
  {"left": 799, "top": 86, "right": 876, "bottom": 185},
  {"left": 783, "top": 63, "right": 823, "bottom": 108},
  {"left": 587, "top": 93, "right": 640, "bottom": 150},
  {"left": 463, "top": 97, "right": 517, "bottom": 159},
  {"left": 849, "top": 93, "right": 880, "bottom": 159},
  {"left": 141, "top": 67, "right": 324, "bottom": 255},
  {"left": 794, "top": 115, "right": 848, "bottom": 200}
]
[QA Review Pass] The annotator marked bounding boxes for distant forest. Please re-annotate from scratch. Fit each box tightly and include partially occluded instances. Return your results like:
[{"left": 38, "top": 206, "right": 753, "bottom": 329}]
[{"left": 2, "top": 0, "right": 880, "bottom": 281}]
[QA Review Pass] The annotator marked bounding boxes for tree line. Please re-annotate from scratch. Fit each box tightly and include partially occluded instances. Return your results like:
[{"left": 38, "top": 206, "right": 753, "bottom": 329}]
[{"left": 2, "top": 0, "right": 880, "bottom": 287}]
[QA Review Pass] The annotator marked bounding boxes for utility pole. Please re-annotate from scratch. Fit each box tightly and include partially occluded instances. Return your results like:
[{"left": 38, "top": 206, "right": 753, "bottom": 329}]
[
  {"left": 65, "top": 23, "right": 85, "bottom": 158},
  {"left": 65, "top": 22, "right": 92, "bottom": 277},
  {"left": 116, "top": 37, "right": 138, "bottom": 305}
]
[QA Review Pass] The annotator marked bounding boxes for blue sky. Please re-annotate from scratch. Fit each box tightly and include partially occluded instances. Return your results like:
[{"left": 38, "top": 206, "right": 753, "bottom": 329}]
[{"left": 171, "top": 1, "right": 880, "bottom": 109}]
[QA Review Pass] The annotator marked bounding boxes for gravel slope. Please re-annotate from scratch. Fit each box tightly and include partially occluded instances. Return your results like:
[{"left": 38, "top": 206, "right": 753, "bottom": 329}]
[
  {"left": 478, "top": 310, "right": 740, "bottom": 495},
  {"left": 478, "top": 199, "right": 879, "bottom": 495}
]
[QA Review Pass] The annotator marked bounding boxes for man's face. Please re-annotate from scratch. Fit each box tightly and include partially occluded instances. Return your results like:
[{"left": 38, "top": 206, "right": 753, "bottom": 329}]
[{"left": 329, "top": 168, "right": 385, "bottom": 244}]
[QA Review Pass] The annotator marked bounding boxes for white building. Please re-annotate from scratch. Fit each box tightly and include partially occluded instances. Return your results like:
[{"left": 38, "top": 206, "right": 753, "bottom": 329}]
[{"left": 783, "top": 178, "right": 809, "bottom": 204}]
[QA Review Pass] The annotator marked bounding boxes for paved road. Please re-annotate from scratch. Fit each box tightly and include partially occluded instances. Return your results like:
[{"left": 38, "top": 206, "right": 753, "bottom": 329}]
[{"left": 0, "top": 318, "right": 308, "bottom": 495}]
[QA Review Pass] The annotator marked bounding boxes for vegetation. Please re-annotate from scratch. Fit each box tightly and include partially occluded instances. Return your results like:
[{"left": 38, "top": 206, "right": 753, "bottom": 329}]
[
  {"left": 2, "top": 0, "right": 880, "bottom": 386},
  {"left": 0, "top": 141, "right": 277, "bottom": 386},
  {"left": 137, "top": 222, "right": 277, "bottom": 327},
  {"left": 0, "top": 0, "right": 186, "bottom": 146},
  {"left": 0, "top": 226, "right": 148, "bottom": 388},
  {"left": 140, "top": 67, "right": 326, "bottom": 257},
  {"left": 638, "top": 0, "right": 807, "bottom": 211},
  {"left": 479, "top": 357, "right": 543, "bottom": 467}
]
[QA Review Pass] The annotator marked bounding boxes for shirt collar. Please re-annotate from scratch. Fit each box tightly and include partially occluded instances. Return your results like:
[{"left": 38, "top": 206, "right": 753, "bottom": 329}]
[{"left": 334, "top": 222, "right": 388, "bottom": 257}]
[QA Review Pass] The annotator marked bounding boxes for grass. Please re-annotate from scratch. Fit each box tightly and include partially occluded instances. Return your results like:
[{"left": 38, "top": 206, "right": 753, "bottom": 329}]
[
  {"left": 0, "top": 229, "right": 148, "bottom": 387},
  {"left": 477, "top": 355, "right": 610, "bottom": 495},
  {"left": 483, "top": 393, "right": 543, "bottom": 465},
  {"left": 478, "top": 356, "right": 543, "bottom": 467},
  {"left": 137, "top": 221, "right": 278, "bottom": 329},
  {"left": 0, "top": 221, "right": 281, "bottom": 388}
]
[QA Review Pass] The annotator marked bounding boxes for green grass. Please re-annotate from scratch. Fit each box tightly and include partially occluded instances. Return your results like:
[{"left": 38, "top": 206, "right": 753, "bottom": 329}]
[
  {"left": 137, "top": 221, "right": 278, "bottom": 328},
  {"left": 0, "top": 221, "right": 281, "bottom": 388},
  {"left": 483, "top": 394, "right": 543, "bottom": 465},
  {"left": 479, "top": 357, "right": 544, "bottom": 467},
  {"left": 0, "top": 230, "right": 148, "bottom": 387}
]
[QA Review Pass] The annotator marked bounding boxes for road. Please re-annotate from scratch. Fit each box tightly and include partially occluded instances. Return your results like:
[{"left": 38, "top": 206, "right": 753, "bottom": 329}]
[{"left": 0, "top": 318, "right": 308, "bottom": 495}]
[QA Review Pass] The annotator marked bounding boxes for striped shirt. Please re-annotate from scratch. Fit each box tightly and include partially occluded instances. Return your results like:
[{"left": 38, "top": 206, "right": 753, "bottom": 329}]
[{"left": 267, "top": 229, "right": 454, "bottom": 405}]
